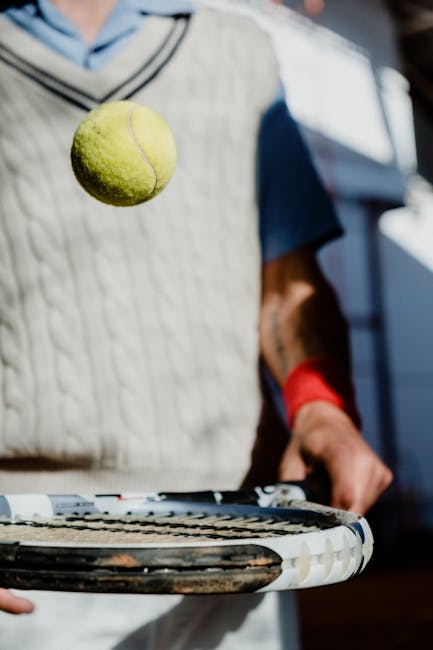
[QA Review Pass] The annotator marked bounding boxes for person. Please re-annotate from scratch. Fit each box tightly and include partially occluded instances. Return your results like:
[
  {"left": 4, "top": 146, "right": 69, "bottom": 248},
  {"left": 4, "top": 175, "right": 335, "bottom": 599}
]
[{"left": 0, "top": 1, "right": 391, "bottom": 647}]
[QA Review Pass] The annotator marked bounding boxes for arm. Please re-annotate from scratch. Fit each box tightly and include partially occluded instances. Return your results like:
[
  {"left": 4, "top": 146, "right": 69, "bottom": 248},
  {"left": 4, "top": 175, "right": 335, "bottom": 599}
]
[{"left": 260, "top": 246, "right": 392, "bottom": 514}]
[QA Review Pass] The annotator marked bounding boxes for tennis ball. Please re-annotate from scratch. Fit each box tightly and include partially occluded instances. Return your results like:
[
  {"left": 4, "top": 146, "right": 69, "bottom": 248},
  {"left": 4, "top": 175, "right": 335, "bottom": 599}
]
[{"left": 70, "top": 101, "right": 177, "bottom": 207}]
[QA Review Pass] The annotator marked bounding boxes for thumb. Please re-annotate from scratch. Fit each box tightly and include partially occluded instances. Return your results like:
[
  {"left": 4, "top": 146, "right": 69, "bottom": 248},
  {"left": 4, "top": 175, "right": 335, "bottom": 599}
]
[
  {"left": 0, "top": 589, "right": 34, "bottom": 615},
  {"left": 278, "top": 443, "right": 309, "bottom": 482}
]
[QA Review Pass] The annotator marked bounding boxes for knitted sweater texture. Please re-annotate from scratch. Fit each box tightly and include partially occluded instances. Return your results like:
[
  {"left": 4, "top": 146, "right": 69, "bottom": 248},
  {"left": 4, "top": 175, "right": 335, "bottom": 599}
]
[{"left": 0, "top": 4, "right": 279, "bottom": 492}]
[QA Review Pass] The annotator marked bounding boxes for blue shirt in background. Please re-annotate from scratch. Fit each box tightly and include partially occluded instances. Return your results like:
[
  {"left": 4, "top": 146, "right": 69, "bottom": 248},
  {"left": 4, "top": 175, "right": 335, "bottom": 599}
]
[{"left": 3, "top": 0, "right": 341, "bottom": 263}]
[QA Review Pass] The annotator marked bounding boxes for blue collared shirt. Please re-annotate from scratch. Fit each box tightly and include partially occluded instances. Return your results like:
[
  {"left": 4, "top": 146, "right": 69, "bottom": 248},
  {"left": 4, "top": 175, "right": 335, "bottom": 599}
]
[
  {"left": 3, "top": 0, "right": 341, "bottom": 262},
  {"left": 4, "top": 0, "right": 195, "bottom": 70}
]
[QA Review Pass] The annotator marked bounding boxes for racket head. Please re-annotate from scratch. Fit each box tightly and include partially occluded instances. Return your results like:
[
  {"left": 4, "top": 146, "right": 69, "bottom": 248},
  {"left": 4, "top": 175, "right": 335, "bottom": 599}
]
[{"left": 0, "top": 485, "right": 373, "bottom": 595}]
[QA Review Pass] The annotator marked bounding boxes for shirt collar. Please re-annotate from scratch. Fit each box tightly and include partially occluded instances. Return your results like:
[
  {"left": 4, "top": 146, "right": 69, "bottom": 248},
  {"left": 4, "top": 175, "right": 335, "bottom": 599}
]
[
  {"left": 37, "top": 0, "right": 195, "bottom": 19},
  {"left": 124, "top": 0, "right": 195, "bottom": 15},
  {"left": 32, "top": 0, "right": 194, "bottom": 50},
  {"left": 95, "top": 1, "right": 195, "bottom": 50},
  {"left": 36, "top": 0, "right": 79, "bottom": 36},
  {"left": 33, "top": 0, "right": 195, "bottom": 48}
]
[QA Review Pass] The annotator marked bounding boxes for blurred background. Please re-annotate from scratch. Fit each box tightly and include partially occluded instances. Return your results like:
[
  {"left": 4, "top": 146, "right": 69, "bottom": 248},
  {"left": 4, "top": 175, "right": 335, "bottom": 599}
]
[{"left": 237, "top": 0, "right": 433, "bottom": 646}]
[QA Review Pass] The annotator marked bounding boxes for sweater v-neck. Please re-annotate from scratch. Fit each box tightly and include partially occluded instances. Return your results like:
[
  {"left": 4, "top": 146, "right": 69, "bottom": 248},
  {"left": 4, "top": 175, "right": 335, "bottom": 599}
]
[{"left": 0, "top": 12, "right": 192, "bottom": 109}]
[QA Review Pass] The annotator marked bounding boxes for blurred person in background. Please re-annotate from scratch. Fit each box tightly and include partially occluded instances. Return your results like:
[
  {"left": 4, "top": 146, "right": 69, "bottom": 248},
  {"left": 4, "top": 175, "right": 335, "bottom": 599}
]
[{"left": 0, "top": 1, "right": 391, "bottom": 648}]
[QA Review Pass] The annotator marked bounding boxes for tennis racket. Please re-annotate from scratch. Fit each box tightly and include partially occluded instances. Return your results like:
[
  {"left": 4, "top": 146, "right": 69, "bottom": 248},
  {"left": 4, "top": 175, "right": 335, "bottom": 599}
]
[{"left": 0, "top": 483, "right": 372, "bottom": 595}]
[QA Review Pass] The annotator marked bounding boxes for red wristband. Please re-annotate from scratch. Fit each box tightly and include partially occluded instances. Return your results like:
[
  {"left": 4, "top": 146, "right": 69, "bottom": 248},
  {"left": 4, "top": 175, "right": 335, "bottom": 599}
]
[{"left": 282, "top": 358, "right": 362, "bottom": 429}]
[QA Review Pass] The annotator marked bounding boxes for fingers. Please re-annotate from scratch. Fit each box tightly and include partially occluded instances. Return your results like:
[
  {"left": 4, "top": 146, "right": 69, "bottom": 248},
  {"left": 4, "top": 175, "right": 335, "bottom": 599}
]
[
  {"left": 288, "top": 401, "right": 393, "bottom": 514},
  {"left": 273, "top": 0, "right": 326, "bottom": 13},
  {"left": 0, "top": 589, "right": 34, "bottom": 615},
  {"left": 278, "top": 441, "right": 309, "bottom": 482},
  {"left": 304, "top": 0, "right": 325, "bottom": 15},
  {"left": 330, "top": 455, "right": 393, "bottom": 514},
  {"left": 318, "top": 434, "right": 393, "bottom": 514}
]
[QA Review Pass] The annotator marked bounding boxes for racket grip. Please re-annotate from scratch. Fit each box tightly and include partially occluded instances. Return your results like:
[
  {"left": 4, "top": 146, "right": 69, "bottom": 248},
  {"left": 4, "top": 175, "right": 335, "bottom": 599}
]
[{"left": 290, "top": 467, "right": 332, "bottom": 505}]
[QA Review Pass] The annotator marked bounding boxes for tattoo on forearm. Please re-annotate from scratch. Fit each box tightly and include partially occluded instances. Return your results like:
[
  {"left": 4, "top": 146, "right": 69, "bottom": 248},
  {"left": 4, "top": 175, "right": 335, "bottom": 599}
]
[{"left": 271, "top": 310, "right": 290, "bottom": 378}]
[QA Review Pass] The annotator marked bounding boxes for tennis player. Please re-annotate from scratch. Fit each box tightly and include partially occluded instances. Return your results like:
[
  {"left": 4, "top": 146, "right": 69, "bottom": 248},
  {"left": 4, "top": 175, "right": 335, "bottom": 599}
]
[{"left": 0, "top": 1, "right": 391, "bottom": 648}]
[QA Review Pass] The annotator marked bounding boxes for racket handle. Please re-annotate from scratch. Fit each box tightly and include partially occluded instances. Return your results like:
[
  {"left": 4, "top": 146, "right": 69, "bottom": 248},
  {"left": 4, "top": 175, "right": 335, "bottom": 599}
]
[
  {"left": 291, "top": 467, "right": 332, "bottom": 505},
  {"left": 160, "top": 479, "right": 329, "bottom": 509}
]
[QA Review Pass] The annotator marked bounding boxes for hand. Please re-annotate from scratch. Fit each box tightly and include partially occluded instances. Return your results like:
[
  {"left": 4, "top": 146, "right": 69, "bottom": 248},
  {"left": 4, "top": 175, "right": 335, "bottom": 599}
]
[
  {"left": 303, "top": 0, "right": 325, "bottom": 15},
  {"left": 278, "top": 401, "right": 393, "bottom": 514},
  {"left": 0, "top": 589, "right": 34, "bottom": 615},
  {"left": 272, "top": 0, "right": 325, "bottom": 16}
]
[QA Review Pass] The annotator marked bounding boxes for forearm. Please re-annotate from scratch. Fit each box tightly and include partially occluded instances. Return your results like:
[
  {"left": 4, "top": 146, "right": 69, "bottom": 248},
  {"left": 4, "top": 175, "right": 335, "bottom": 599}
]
[
  {"left": 260, "top": 247, "right": 351, "bottom": 385},
  {"left": 259, "top": 247, "right": 392, "bottom": 513}
]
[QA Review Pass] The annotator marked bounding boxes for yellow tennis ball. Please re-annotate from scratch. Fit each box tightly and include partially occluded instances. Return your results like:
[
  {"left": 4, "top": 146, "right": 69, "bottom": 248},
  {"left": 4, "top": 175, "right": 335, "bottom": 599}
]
[{"left": 70, "top": 101, "right": 177, "bottom": 207}]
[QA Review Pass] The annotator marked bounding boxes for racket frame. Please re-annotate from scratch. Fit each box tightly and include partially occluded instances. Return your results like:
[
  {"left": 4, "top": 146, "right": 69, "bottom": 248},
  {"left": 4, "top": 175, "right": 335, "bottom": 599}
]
[{"left": 0, "top": 486, "right": 373, "bottom": 594}]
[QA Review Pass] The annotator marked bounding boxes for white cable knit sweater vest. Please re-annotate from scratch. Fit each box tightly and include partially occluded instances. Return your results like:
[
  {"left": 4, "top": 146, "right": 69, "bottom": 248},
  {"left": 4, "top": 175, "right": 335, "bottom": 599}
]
[{"left": 0, "top": 4, "right": 279, "bottom": 492}]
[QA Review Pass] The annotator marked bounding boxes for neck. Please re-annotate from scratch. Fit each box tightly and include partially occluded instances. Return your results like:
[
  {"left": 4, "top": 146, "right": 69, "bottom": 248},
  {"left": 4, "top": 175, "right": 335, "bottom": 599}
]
[{"left": 49, "top": 0, "right": 118, "bottom": 44}]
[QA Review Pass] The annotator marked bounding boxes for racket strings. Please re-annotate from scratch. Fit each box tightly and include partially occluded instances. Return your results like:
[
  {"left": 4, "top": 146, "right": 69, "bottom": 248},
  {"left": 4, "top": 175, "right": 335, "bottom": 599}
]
[{"left": 0, "top": 512, "right": 325, "bottom": 544}]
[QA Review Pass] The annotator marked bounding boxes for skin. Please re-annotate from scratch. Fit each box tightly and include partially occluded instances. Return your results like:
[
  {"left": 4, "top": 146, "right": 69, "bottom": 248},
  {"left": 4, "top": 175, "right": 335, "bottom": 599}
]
[
  {"left": 50, "top": 0, "right": 118, "bottom": 44},
  {"left": 274, "top": 0, "right": 325, "bottom": 16},
  {"left": 2, "top": 0, "right": 388, "bottom": 616},
  {"left": 302, "top": 0, "right": 325, "bottom": 16},
  {"left": 260, "top": 248, "right": 392, "bottom": 514}
]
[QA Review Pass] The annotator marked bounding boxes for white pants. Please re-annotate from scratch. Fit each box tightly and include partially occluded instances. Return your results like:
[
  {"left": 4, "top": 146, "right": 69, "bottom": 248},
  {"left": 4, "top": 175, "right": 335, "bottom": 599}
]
[{"left": 0, "top": 590, "right": 299, "bottom": 650}]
